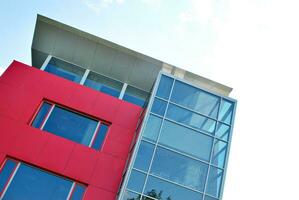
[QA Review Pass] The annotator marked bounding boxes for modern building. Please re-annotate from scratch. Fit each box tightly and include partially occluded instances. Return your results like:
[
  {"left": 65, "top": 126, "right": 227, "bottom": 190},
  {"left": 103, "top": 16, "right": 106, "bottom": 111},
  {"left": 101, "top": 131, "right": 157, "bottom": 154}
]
[{"left": 0, "top": 15, "right": 236, "bottom": 200}]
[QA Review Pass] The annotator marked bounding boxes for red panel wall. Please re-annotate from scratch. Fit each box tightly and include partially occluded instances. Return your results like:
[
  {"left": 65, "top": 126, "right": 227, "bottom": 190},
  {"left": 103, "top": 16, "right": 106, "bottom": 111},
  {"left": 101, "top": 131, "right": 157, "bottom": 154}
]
[{"left": 0, "top": 61, "right": 142, "bottom": 200}]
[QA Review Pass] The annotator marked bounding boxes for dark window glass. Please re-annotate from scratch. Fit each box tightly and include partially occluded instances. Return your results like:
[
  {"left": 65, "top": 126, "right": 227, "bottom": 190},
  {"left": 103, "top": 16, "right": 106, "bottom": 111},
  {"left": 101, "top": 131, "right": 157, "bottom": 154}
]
[
  {"left": 206, "top": 166, "right": 223, "bottom": 198},
  {"left": 218, "top": 100, "right": 234, "bottom": 124},
  {"left": 212, "top": 140, "right": 228, "bottom": 169},
  {"left": 150, "top": 147, "right": 208, "bottom": 191},
  {"left": 166, "top": 103, "right": 216, "bottom": 135},
  {"left": 144, "top": 176, "right": 202, "bottom": 200},
  {"left": 3, "top": 163, "right": 73, "bottom": 200},
  {"left": 171, "top": 81, "right": 220, "bottom": 118},
  {"left": 156, "top": 75, "right": 173, "bottom": 100},
  {"left": 123, "top": 86, "right": 148, "bottom": 107},
  {"left": 151, "top": 98, "right": 167, "bottom": 116},
  {"left": 134, "top": 141, "right": 155, "bottom": 172},
  {"left": 84, "top": 72, "right": 123, "bottom": 97},
  {"left": 127, "top": 170, "right": 146, "bottom": 193},
  {"left": 0, "top": 160, "right": 17, "bottom": 193},
  {"left": 71, "top": 184, "right": 86, "bottom": 200},
  {"left": 142, "top": 115, "right": 162, "bottom": 142},
  {"left": 215, "top": 123, "right": 230, "bottom": 141},
  {"left": 159, "top": 120, "right": 213, "bottom": 162},
  {"left": 122, "top": 190, "right": 141, "bottom": 200},
  {"left": 32, "top": 102, "right": 52, "bottom": 128},
  {"left": 45, "top": 58, "right": 85, "bottom": 83},
  {"left": 91, "top": 124, "right": 109, "bottom": 150},
  {"left": 43, "top": 106, "right": 98, "bottom": 146}
]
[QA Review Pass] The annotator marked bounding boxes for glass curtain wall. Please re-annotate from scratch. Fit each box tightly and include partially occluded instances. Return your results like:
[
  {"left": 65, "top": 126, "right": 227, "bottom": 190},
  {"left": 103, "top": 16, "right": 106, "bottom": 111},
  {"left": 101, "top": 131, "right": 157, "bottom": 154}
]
[{"left": 119, "top": 74, "right": 236, "bottom": 200}]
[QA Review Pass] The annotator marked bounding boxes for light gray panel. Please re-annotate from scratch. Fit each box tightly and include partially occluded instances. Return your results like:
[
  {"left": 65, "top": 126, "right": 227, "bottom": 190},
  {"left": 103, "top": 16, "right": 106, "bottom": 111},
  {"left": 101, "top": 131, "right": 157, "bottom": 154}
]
[
  {"left": 32, "top": 21, "right": 57, "bottom": 53},
  {"left": 72, "top": 37, "right": 97, "bottom": 68}
]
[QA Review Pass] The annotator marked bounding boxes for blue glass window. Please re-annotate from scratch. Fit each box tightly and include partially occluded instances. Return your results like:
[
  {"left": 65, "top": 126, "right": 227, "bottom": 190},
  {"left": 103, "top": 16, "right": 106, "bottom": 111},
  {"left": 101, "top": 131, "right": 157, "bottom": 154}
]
[
  {"left": 32, "top": 102, "right": 52, "bottom": 128},
  {"left": 91, "top": 124, "right": 109, "bottom": 150},
  {"left": 144, "top": 176, "right": 202, "bottom": 200},
  {"left": 215, "top": 123, "right": 230, "bottom": 141},
  {"left": 45, "top": 58, "right": 85, "bottom": 83},
  {"left": 127, "top": 170, "right": 146, "bottom": 193},
  {"left": 43, "top": 106, "right": 98, "bottom": 146},
  {"left": 171, "top": 81, "right": 220, "bottom": 118},
  {"left": 142, "top": 114, "right": 162, "bottom": 142},
  {"left": 156, "top": 75, "right": 173, "bottom": 100},
  {"left": 151, "top": 98, "right": 167, "bottom": 116},
  {"left": 123, "top": 86, "right": 148, "bottom": 107},
  {"left": 150, "top": 147, "right": 208, "bottom": 191},
  {"left": 134, "top": 141, "right": 155, "bottom": 172},
  {"left": 212, "top": 140, "right": 228, "bottom": 169},
  {"left": 122, "top": 190, "right": 141, "bottom": 200},
  {"left": 84, "top": 72, "right": 123, "bottom": 98},
  {"left": 71, "top": 184, "right": 86, "bottom": 200},
  {"left": 218, "top": 100, "right": 234, "bottom": 124},
  {"left": 206, "top": 166, "right": 223, "bottom": 198},
  {"left": 166, "top": 103, "right": 216, "bottom": 135},
  {"left": 204, "top": 195, "right": 218, "bottom": 200},
  {"left": 159, "top": 120, "right": 213, "bottom": 162},
  {"left": 0, "top": 160, "right": 17, "bottom": 193}
]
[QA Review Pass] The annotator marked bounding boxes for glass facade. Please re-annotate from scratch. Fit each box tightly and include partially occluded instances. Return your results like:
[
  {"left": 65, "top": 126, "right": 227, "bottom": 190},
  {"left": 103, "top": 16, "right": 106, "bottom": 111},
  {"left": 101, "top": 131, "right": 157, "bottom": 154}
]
[
  {"left": 119, "top": 74, "right": 236, "bottom": 200},
  {"left": 0, "top": 159, "right": 86, "bottom": 200}
]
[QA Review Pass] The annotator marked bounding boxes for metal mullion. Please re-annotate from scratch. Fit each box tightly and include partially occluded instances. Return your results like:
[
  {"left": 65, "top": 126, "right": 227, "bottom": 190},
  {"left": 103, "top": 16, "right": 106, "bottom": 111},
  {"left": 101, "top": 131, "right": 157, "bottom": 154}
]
[
  {"left": 88, "top": 122, "right": 101, "bottom": 148},
  {"left": 40, "top": 55, "right": 52, "bottom": 71},
  {"left": 40, "top": 104, "right": 55, "bottom": 130},
  {"left": 0, "top": 162, "right": 21, "bottom": 199},
  {"left": 66, "top": 182, "right": 76, "bottom": 200},
  {"left": 140, "top": 138, "right": 156, "bottom": 145},
  {"left": 80, "top": 69, "right": 90, "bottom": 85},
  {"left": 119, "top": 83, "right": 128, "bottom": 99}
]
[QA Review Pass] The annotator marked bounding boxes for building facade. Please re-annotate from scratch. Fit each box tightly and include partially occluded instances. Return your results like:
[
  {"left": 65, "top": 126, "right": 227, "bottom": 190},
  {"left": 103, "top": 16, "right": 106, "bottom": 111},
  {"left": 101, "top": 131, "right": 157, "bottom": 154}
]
[{"left": 0, "top": 15, "right": 236, "bottom": 200}]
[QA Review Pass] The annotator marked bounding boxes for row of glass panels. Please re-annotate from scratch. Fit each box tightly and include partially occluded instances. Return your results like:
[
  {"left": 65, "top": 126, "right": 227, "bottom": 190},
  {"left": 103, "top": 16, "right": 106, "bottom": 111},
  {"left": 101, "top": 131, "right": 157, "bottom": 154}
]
[
  {"left": 121, "top": 74, "right": 235, "bottom": 200},
  {"left": 43, "top": 57, "right": 149, "bottom": 107}
]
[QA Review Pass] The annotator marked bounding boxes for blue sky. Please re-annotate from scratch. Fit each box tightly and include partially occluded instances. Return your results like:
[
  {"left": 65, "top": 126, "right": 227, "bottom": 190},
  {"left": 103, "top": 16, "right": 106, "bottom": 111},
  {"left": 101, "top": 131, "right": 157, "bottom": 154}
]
[{"left": 1, "top": 1, "right": 299, "bottom": 200}]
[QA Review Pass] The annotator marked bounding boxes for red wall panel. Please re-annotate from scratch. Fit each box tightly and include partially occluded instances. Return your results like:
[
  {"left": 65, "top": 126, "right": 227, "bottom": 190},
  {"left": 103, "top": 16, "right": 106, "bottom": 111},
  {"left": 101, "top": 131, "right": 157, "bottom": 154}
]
[{"left": 0, "top": 61, "right": 142, "bottom": 199}]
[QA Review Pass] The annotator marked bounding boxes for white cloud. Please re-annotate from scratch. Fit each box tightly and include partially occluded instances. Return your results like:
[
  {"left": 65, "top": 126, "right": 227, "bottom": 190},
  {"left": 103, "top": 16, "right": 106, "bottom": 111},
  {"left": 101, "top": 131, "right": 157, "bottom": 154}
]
[
  {"left": 0, "top": 67, "right": 5, "bottom": 76},
  {"left": 81, "top": 0, "right": 125, "bottom": 14}
]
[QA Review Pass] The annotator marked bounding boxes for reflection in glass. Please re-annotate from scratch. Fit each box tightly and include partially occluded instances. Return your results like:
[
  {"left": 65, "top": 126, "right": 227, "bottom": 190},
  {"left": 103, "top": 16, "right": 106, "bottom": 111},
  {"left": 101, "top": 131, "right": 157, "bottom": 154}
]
[
  {"left": 206, "top": 166, "right": 223, "bottom": 198},
  {"left": 45, "top": 58, "right": 85, "bottom": 83},
  {"left": 144, "top": 176, "right": 202, "bottom": 200},
  {"left": 166, "top": 104, "right": 216, "bottom": 135},
  {"left": 70, "top": 184, "right": 86, "bottom": 200},
  {"left": 212, "top": 140, "right": 227, "bottom": 169},
  {"left": 0, "top": 160, "right": 17, "bottom": 192},
  {"left": 215, "top": 123, "right": 230, "bottom": 141},
  {"left": 150, "top": 147, "right": 208, "bottom": 191},
  {"left": 134, "top": 141, "right": 155, "bottom": 172},
  {"left": 91, "top": 124, "right": 109, "bottom": 150},
  {"left": 32, "top": 102, "right": 52, "bottom": 128},
  {"left": 171, "top": 81, "right": 220, "bottom": 118},
  {"left": 151, "top": 98, "right": 167, "bottom": 116},
  {"left": 84, "top": 72, "right": 123, "bottom": 97},
  {"left": 218, "top": 100, "right": 234, "bottom": 124},
  {"left": 127, "top": 170, "right": 146, "bottom": 193},
  {"left": 156, "top": 75, "right": 173, "bottom": 100},
  {"left": 43, "top": 106, "right": 98, "bottom": 146},
  {"left": 122, "top": 190, "right": 141, "bottom": 200},
  {"left": 123, "top": 86, "right": 148, "bottom": 107},
  {"left": 142, "top": 115, "right": 162, "bottom": 142},
  {"left": 159, "top": 120, "right": 213, "bottom": 162},
  {"left": 204, "top": 195, "right": 218, "bottom": 200}
]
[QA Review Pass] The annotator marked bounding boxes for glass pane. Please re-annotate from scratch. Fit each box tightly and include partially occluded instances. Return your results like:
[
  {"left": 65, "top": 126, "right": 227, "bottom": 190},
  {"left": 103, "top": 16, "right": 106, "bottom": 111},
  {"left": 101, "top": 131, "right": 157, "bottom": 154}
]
[
  {"left": 166, "top": 104, "right": 216, "bottom": 135},
  {"left": 45, "top": 58, "right": 85, "bottom": 83},
  {"left": 144, "top": 176, "right": 202, "bottom": 200},
  {"left": 32, "top": 102, "right": 52, "bottom": 128},
  {"left": 43, "top": 106, "right": 98, "bottom": 146},
  {"left": 3, "top": 163, "right": 73, "bottom": 200},
  {"left": 150, "top": 147, "right": 208, "bottom": 191},
  {"left": 0, "top": 160, "right": 17, "bottom": 192},
  {"left": 171, "top": 81, "right": 220, "bottom": 118},
  {"left": 215, "top": 123, "right": 230, "bottom": 141},
  {"left": 84, "top": 72, "right": 123, "bottom": 97},
  {"left": 204, "top": 195, "right": 218, "bottom": 200},
  {"left": 156, "top": 75, "right": 173, "bottom": 100},
  {"left": 91, "top": 124, "right": 109, "bottom": 150},
  {"left": 122, "top": 190, "right": 141, "bottom": 200},
  {"left": 143, "top": 115, "right": 162, "bottom": 142},
  {"left": 134, "top": 141, "right": 155, "bottom": 172},
  {"left": 127, "top": 170, "right": 146, "bottom": 193},
  {"left": 206, "top": 166, "right": 223, "bottom": 198},
  {"left": 159, "top": 120, "right": 213, "bottom": 162},
  {"left": 71, "top": 184, "right": 86, "bottom": 200},
  {"left": 218, "top": 100, "right": 234, "bottom": 124},
  {"left": 151, "top": 98, "right": 167, "bottom": 116},
  {"left": 212, "top": 140, "right": 228, "bottom": 169},
  {"left": 123, "top": 86, "right": 148, "bottom": 107}
]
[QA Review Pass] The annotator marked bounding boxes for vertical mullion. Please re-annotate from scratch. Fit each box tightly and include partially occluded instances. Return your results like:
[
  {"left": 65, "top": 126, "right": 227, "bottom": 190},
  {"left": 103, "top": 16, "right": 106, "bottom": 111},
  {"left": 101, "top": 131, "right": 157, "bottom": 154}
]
[
  {"left": 66, "top": 182, "right": 76, "bottom": 200},
  {"left": 40, "top": 55, "right": 52, "bottom": 71},
  {"left": 80, "top": 69, "right": 90, "bottom": 85},
  {"left": 40, "top": 104, "right": 55, "bottom": 130},
  {"left": 88, "top": 122, "right": 101, "bottom": 147},
  {"left": 0, "top": 162, "right": 21, "bottom": 199},
  {"left": 119, "top": 83, "right": 128, "bottom": 99}
]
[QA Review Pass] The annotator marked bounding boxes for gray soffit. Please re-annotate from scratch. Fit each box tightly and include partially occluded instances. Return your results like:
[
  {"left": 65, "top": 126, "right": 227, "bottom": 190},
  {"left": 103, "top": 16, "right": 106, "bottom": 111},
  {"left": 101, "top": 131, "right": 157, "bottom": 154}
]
[{"left": 31, "top": 14, "right": 233, "bottom": 95}]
